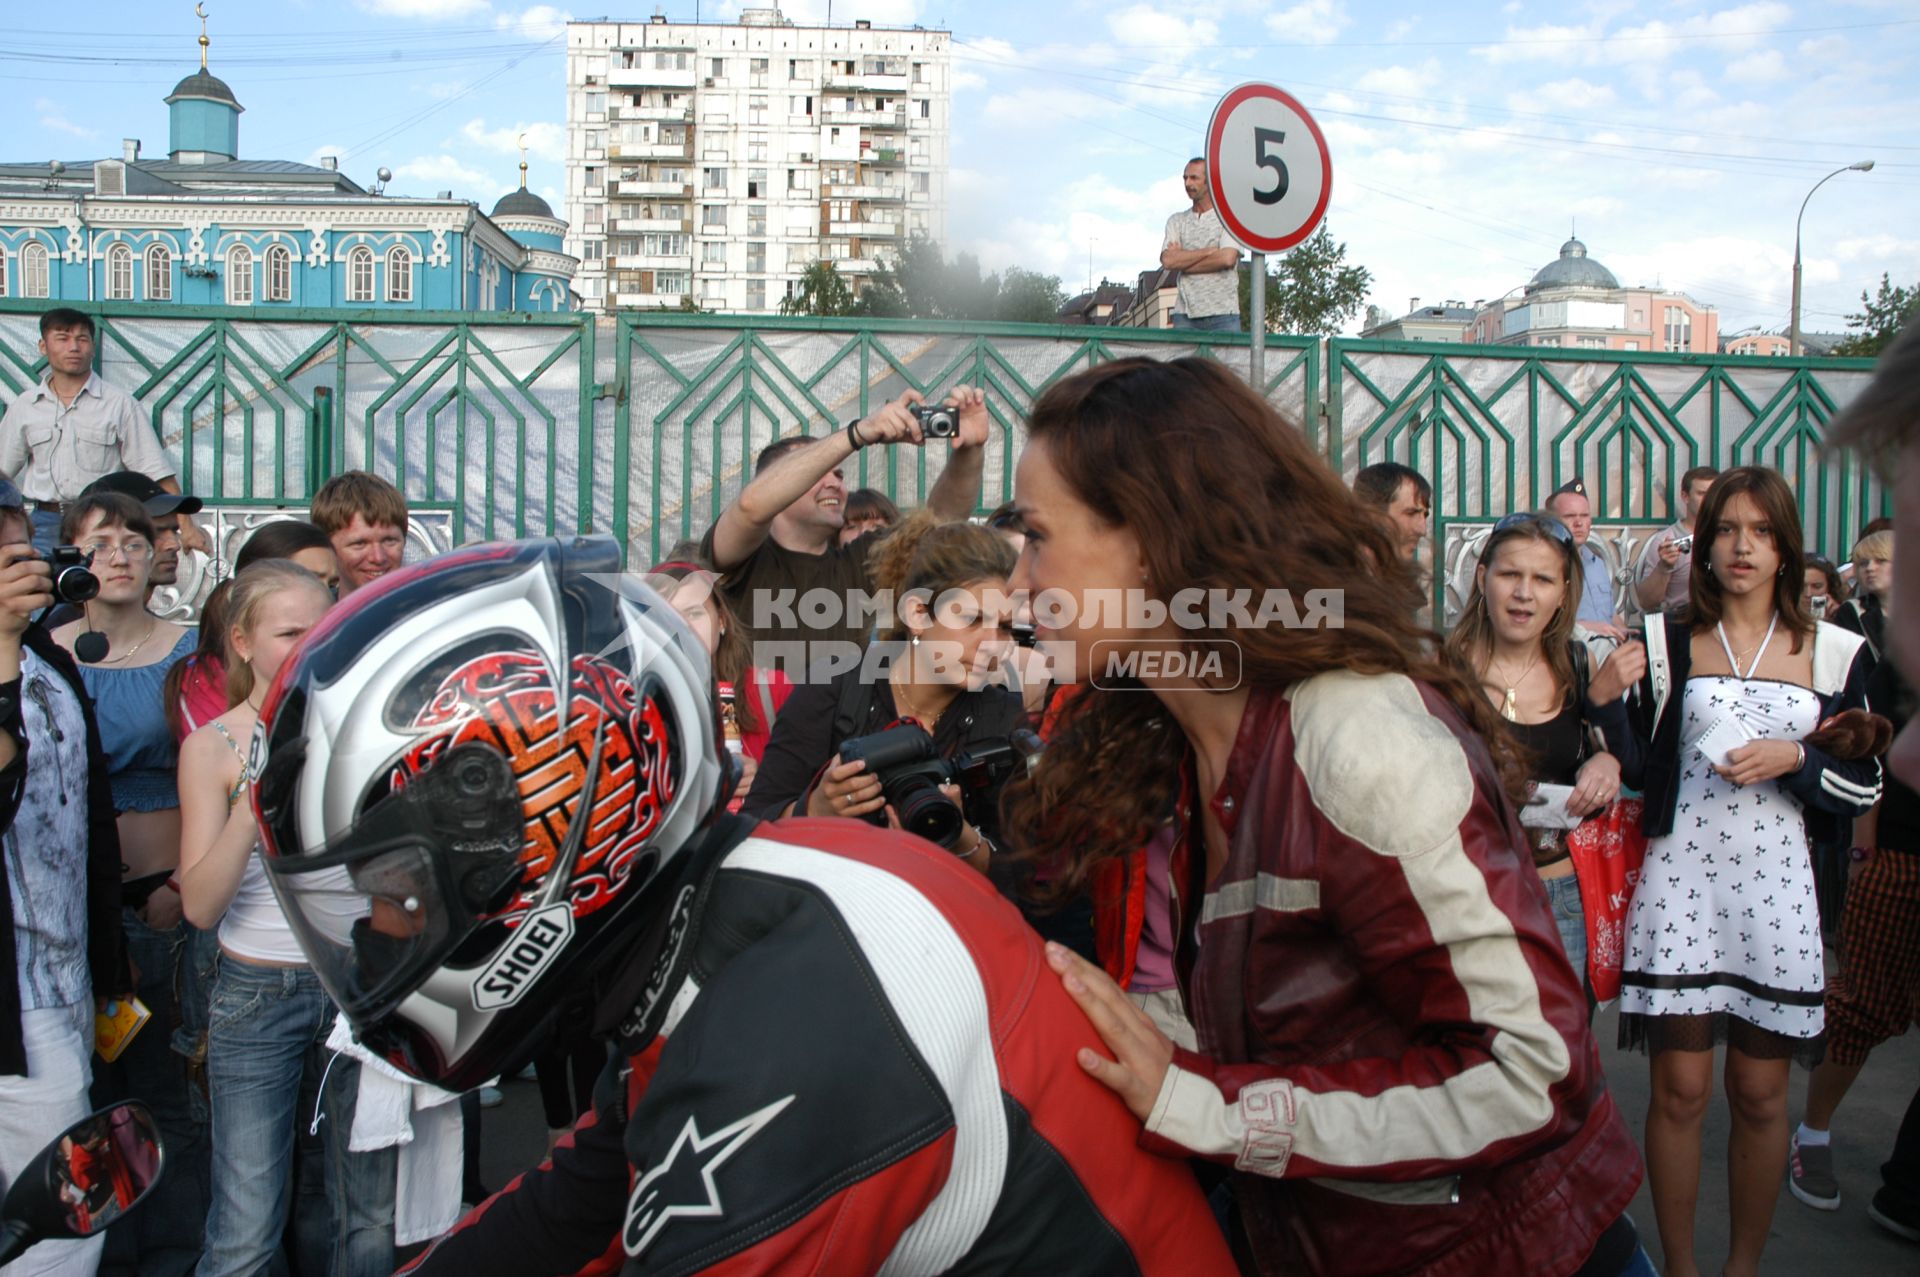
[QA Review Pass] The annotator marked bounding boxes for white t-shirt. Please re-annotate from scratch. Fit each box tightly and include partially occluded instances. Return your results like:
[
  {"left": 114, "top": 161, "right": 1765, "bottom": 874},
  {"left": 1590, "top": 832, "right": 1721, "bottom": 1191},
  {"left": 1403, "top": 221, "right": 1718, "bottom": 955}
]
[{"left": 1163, "top": 207, "right": 1239, "bottom": 319}]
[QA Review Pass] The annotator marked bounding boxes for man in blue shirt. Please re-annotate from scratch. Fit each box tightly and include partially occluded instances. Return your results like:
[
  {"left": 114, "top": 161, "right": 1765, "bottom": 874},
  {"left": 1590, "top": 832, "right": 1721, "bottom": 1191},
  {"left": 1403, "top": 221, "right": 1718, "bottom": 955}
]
[{"left": 1546, "top": 479, "right": 1627, "bottom": 642}]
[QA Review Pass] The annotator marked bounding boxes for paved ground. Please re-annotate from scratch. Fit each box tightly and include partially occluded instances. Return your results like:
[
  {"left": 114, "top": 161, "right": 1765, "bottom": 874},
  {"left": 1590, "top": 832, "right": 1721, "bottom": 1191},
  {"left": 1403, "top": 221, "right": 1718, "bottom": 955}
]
[{"left": 476, "top": 1014, "right": 1920, "bottom": 1274}]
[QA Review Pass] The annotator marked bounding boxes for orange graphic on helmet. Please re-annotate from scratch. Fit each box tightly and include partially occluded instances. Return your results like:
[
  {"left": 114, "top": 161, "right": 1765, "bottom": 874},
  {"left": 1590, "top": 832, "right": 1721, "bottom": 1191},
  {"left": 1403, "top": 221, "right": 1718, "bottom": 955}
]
[{"left": 392, "top": 651, "right": 676, "bottom": 925}]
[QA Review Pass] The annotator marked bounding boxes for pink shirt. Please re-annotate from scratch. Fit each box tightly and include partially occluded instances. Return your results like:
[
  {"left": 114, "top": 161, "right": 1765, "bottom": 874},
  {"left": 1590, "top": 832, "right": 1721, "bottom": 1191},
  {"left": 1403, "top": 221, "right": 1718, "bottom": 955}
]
[{"left": 1127, "top": 823, "right": 1180, "bottom": 994}]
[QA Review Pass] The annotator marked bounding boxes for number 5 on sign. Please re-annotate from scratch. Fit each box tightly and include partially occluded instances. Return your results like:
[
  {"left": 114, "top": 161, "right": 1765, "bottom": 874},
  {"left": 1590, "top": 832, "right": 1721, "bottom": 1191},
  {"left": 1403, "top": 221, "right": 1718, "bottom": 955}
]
[{"left": 1207, "top": 84, "right": 1331, "bottom": 253}]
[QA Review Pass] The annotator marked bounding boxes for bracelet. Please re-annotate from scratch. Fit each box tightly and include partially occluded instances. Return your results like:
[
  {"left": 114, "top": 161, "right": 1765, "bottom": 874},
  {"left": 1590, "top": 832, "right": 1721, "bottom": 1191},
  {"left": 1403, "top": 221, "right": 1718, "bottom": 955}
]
[
  {"left": 954, "top": 829, "right": 995, "bottom": 860},
  {"left": 1792, "top": 742, "right": 1807, "bottom": 773},
  {"left": 845, "top": 419, "right": 866, "bottom": 450}
]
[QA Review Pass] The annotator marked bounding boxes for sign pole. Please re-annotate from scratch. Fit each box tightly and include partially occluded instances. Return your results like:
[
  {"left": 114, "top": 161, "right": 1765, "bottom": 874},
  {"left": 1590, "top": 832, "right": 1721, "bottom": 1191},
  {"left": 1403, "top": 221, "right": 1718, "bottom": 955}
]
[
  {"left": 1249, "top": 250, "right": 1266, "bottom": 393},
  {"left": 1206, "top": 82, "right": 1331, "bottom": 403}
]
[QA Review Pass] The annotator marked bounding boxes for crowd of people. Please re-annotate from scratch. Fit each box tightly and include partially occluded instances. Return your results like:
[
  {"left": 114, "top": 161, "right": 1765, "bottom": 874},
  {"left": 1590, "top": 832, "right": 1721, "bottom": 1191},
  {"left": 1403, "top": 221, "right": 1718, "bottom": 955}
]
[{"left": 0, "top": 299, "right": 1911, "bottom": 1277}]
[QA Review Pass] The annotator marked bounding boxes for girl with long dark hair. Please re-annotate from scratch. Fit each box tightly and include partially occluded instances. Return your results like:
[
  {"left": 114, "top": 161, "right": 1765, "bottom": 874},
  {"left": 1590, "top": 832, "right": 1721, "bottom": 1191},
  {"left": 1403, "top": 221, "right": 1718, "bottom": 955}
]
[
  {"left": 1445, "top": 513, "right": 1622, "bottom": 984},
  {"left": 1588, "top": 466, "right": 1882, "bottom": 1277},
  {"left": 999, "top": 356, "right": 1647, "bottom": 1276}
]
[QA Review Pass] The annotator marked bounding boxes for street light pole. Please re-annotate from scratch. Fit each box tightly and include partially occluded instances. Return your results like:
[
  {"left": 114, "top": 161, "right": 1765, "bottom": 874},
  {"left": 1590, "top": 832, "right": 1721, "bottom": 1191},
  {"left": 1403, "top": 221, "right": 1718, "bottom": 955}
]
[{"left": 1791, "top": 160, "right": 1875, "bottom": 356}]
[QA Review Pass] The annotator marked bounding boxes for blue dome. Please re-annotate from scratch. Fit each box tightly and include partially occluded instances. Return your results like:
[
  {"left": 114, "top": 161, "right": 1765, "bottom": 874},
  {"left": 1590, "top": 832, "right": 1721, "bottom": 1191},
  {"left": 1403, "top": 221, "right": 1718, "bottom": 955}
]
[{"left": 1527, "top": 238, "right": 1619, "bottom": 293}]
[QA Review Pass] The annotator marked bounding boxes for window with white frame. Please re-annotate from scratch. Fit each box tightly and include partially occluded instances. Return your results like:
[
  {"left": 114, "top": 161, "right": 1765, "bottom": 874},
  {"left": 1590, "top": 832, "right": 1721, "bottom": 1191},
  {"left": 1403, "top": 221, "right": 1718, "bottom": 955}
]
[
  {"left": 21, "top": 243, "right": 49, "bottom": 297},
  {"left": 106, "top": 244, "right": 134, "bottom": 300},
  {"left": 702, "top": 241, "right": 726, "bottom": 266},
  {"left": 266, "top": 245, "right": 292, "bottom": 301},
  {"left": 386, "top": 245, "right": 413, "bottom": 302},
  {"left": 657, "top": 271, "right": 689, "bottom": 295},
  {"left": 0, "top": 251, "right": 8, "bottom": 296},
  {"left": 347, "top": 246, "right": 375, "bottom": 302},
  {"left": 1662, "top": 306, "right": 1691, "bottom": 352},
  {"left": 144, "top": 243, "right": 172, "bottom": 300},
  {"left": 227, "top": 245, "right": 254, "bottom": 305},
  {"left": 746, "top": 280, "right": 765, "bottom": 310}
]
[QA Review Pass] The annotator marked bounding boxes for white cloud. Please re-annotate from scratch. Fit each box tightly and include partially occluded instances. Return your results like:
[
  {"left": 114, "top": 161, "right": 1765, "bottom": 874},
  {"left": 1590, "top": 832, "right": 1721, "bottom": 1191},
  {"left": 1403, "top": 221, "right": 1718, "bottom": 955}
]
[
  {"left": 1107, "top": 5, "right": 1218, "bottom": 50},
  {"left": 495, "top": 5, "right": 571, "bottom": 40},
  {"left": 1265, "top": 0, "right": 1351, "bottom": 45},
  {"left": 390, "top": 154, "right": 494, "bottom": 194},
  {"left": 1476, "top": 2, "right": 1792, "bottom": 66},
  {"left": 461, "top": 118, "right": 566, "bottom": 163},
  {"left": 353, "top": 0, "right": 489, "bottom": 17},
  {"left": 1516, "top": 77, "right": 1618, "bottom": 112},
  {"left": 1723, "top": 49, "right": 1786, "bottom": 83},
  {"left": 1353, "top": 62, "right": 1443, "bottom": 99},
  {"left": 35, "top": 100, "right": 96, "bottom": 140}
]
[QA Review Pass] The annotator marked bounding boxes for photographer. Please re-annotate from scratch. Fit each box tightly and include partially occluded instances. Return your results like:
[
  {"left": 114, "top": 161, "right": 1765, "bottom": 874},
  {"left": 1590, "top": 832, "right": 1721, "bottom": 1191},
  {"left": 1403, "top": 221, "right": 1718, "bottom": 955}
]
[
  {"left": 0, "top": 477, "right": 127, "bottom": 1277},
  {"left": 700, "top": 388, "right": 989, "bottom": 661},
  {"left": 746, "top": 512, "right": 1019, "bottom": 876}
]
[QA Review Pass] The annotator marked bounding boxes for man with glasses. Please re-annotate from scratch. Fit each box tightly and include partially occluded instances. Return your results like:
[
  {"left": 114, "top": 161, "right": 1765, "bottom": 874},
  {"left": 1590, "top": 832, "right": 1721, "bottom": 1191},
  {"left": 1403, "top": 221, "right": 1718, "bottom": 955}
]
[{"left": 0, "top": 308, "right": 210, "bottom": 558}]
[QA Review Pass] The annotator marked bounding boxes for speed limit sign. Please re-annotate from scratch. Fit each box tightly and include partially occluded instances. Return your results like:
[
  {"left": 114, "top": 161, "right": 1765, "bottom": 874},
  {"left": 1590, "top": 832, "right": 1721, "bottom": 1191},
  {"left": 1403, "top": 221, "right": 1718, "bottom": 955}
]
[{"left": 1205, "top": 83, "right": 1332, "bottom": 254}]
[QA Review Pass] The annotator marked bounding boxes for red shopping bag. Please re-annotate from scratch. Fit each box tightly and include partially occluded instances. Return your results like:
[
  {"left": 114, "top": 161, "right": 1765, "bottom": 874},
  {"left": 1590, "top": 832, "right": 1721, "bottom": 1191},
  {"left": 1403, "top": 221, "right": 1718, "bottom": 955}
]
[{"left": 1565, "top": 798, "right": 1648, "bottom": 1004}]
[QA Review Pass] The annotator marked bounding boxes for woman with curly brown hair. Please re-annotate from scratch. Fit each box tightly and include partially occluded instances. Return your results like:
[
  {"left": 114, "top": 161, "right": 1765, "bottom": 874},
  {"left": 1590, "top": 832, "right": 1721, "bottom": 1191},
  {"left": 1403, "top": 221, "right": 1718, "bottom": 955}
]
[{"left": 999, "top": 356, "right": 1648, "bottom": 1276}]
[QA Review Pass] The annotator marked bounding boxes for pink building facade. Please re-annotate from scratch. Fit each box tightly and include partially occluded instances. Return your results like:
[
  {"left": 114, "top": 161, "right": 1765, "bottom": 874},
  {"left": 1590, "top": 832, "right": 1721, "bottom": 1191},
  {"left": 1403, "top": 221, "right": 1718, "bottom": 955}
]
[{"left": 1466, "top": 238, "right": 1718, "bottom": 354}]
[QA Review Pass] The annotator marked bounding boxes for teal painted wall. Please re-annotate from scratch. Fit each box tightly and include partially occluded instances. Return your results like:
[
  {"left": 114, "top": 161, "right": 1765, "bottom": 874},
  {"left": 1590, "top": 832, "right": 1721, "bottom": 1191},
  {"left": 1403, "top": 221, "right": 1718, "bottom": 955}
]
[{"left": 168, "top": 99, "right": 240, "bottom": 159}]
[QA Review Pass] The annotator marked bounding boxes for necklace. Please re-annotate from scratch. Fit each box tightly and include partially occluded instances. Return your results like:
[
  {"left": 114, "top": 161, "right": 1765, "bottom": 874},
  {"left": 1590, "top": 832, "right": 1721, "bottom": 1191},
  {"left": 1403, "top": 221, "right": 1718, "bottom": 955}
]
[
  {"left": 1488, "top": 646, "right": 1542, "bottom": 722},
  {"left": 96, "top": 617, "right": 161, "bottom": 666},
  {"left": 1715, "top": 613, "right": 1778, "bottom": 682},
  {"left": 892, "top": 670, "right": 949, "bottom": 731}
]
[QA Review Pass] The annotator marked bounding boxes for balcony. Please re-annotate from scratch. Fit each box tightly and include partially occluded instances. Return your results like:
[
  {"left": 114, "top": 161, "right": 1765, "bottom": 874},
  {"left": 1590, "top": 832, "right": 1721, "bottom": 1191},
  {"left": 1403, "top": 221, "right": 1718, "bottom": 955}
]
[
  {"left": 612, "top": 291, "right": 690, "bottom": 308},
  {"left": 609, "top": 66, "right": 697, "bottom": 90},
  {"left": 823, "top": 109, "right": 905, "bottom": 128},
  {"left": 617, "top": 104, "right": 692, "bottom": 122},
  {"left": 824, "top": 183, "right": 904, "bottom": 201},
  {"left": 861, "top": 147, "right": 905, "bottom": 166},
  {"left": 836, "top": 258, "right": 880, "bottom": 273},
  {"left": 612, "top": 253, "right": 694, "bottom": 270},
  {"left": 830, "top": 220, "right": 901, "bottom": 238},
  {"left": 610, "top": 140, "right": 692, "bottom": 161},
  {"left": 611, "top": 217, "right": 692, "bottom": 234},
  {"left": 610, "top": 179, "right": 691, "bottom": 198}
]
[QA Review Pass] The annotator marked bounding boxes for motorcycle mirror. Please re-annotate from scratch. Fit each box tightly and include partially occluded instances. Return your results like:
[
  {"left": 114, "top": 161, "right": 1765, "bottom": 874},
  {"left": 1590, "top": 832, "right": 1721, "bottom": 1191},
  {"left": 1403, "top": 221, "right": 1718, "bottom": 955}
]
[{"left": 0, "top": 1102, "right": 164, "bottom": 1264}]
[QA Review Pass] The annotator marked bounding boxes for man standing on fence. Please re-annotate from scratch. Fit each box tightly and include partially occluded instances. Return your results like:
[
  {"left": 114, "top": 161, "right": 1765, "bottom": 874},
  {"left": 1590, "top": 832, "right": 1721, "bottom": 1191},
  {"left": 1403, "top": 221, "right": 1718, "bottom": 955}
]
[
  {"left": 1161, "top": 159, "right": 1243, "bottom": 333},
  {"left": 0, "top": 309, "right": 210, "bottom": 557},
  {"left": 701, "top": 388, "right": 988, "bottom": 675}
]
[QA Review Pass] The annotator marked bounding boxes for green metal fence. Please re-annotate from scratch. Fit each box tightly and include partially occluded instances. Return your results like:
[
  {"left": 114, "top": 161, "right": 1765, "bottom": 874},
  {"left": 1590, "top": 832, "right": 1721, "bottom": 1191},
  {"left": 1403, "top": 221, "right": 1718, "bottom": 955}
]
[{"left": 0, "top": 303, "right": 1882, "bottom": 586}]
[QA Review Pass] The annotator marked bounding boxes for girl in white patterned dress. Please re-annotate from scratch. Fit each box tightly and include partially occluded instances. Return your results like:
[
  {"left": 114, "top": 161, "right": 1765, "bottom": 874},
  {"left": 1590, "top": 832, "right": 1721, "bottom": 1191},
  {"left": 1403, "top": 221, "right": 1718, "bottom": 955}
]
[{"left": 1589, "top": 467, "right": 1880, "bottom": 1277}]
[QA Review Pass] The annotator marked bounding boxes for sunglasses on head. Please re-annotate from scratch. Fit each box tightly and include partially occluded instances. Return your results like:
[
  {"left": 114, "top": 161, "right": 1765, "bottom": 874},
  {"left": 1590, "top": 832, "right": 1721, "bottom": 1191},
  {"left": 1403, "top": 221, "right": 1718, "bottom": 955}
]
[{"left": 1492, "top": 512, "right": 1575, "bottom": 550}]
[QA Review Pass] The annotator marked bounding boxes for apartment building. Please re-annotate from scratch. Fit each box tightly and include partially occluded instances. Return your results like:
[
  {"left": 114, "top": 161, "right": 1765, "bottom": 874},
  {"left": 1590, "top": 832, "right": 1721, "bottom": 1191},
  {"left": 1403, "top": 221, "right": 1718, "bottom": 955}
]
[{"left": 564, "top": 9, "right": 951, "bottom": 313}]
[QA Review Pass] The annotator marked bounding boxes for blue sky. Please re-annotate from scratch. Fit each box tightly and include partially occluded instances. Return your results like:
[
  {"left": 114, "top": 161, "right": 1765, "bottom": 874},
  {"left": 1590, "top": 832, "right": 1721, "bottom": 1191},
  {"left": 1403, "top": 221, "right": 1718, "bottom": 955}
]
[{"left": 9, "top": 0, "right": 1918, "bottom": 335}]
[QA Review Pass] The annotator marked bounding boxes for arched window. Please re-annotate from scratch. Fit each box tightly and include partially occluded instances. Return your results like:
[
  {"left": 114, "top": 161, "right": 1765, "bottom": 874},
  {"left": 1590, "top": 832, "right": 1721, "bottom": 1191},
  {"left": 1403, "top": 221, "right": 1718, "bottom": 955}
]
[
  {"left": 385, "top": 244, "right": 413, "bottom": 303},
  {"left": 0, "top": 251, "right": 8, "bottom": 297},
  {"left": 346, "top": 246, "right": 375, "bottom": 302},
  {"left": 265, "top": 244, "right": 292, "bottom": 302},
  {"left": 106, "top": 244, "right": 133, "bottom": 299},
  {"left": 145, "top": 243, "right": 173, "bottom": 300},
  {"left": 226, "top": 244, "right": 254, "bottom": 305},
  {"left": 21, "top": 243, "right": 50, "bottom": 298}
]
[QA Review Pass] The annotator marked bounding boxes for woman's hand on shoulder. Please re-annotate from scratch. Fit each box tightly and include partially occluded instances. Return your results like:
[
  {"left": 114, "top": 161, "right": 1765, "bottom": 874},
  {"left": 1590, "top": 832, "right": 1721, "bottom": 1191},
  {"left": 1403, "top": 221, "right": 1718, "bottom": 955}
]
[{"left": 1047, "top": 941, "right": 1172, "bottom": 1124}]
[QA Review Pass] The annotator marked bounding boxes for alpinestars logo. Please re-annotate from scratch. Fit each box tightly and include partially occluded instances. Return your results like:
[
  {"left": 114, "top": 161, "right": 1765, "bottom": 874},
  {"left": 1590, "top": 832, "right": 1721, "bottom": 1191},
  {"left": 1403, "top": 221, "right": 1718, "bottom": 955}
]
[{"left": 623, "top": 1095, "right": 796, "bottom": 1259}]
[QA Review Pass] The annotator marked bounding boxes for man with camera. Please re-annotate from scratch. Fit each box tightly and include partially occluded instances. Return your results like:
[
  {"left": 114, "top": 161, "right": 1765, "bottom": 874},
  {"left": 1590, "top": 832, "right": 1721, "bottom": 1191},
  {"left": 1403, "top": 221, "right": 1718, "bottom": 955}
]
[
  {"left": 0, "top": 477, "right": 128, "bottom": 1277},
  {"left": 1632, "top": 465, "right": 1719, "bottom": 615},
  {"left": 700, "top": 388, "right": 989, "bottom": 668},
  {"left": 0, "top": 309, "right": 210, "bottom": 559}
]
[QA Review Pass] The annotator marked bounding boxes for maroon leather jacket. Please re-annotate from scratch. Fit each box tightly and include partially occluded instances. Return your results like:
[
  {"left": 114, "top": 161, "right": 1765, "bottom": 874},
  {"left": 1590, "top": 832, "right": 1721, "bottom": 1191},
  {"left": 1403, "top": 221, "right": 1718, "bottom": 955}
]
[{"left": 1137, "top": 673, "right": 1643, "bottom": 1277}]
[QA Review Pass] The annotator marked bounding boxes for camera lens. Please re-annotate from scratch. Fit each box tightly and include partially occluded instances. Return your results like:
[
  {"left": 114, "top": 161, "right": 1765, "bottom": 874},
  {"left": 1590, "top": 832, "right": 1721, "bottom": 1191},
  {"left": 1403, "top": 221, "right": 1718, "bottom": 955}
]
[
  {"left": 892, "top": 781, "right": 963, "bottom": 847},
  {"left": 53, "top": 565, "right": 99, "bottom": 604}
]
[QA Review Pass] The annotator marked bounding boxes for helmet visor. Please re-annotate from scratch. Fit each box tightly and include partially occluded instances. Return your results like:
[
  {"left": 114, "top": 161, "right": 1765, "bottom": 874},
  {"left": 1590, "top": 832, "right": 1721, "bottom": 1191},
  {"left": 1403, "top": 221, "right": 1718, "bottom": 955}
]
[{"left": 262, "top": 742, "right": 526, "bottom": 1026}]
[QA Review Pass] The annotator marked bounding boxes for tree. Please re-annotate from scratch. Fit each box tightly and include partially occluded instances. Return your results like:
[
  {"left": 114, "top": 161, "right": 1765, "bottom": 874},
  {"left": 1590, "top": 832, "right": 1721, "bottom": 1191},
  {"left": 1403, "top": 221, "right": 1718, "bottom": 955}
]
[
  {"left": 780, "top": 260, "right": 855, "bottom": 317},
  {"left": 853, "top": 234, "right": 1066, "bottom": 322},
  {"left": 1236, "top": 224, "right": 1373, "bottom": 335},
  {"left": 994, "top": 267, "right": 1068, "bottom": 323},
  {"left": 1830, "top": 273, "right": 1918, "bottom": 357}
]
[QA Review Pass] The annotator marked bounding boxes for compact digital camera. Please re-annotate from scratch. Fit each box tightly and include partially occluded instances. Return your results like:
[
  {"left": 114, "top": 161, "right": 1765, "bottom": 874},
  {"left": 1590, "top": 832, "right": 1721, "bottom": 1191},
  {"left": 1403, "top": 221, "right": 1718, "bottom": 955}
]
[
  {"left": 910, "top": 403, "right": 959, "bottom": 438},
  {"left": 42, "top": 546, "right": 99, "bottom": 604}
]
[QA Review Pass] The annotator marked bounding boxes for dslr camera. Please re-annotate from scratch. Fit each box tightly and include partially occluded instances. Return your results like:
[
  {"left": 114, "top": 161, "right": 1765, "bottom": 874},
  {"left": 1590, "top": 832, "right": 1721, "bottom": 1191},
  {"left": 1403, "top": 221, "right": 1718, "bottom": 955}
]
[
  {"left": 910, "top": 402, "right": 959, "bottom": 438},
  {"left": 41, "top": 546, "right": 99, "bottom": 605},
  {"left": 836, "top": 724, "right": 1043, "bottom": 850}
]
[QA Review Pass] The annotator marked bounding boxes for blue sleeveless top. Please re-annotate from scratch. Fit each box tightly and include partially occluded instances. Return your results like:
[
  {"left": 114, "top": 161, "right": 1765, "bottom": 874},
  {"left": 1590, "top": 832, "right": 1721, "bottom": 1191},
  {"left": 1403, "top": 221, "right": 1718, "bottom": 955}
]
[{"left": 78, "top": 627, "right": 195, "bottom": 813}]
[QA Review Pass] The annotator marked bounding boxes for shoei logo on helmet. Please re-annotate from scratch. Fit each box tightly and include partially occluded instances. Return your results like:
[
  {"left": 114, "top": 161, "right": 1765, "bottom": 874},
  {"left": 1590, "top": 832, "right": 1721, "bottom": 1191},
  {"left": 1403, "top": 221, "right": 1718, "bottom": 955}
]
[
  {"left": 391, "top": 648, "right": 677, "bottom": 931},
  {"left": 473, "top": 903, "right": 575, "bottom": 1010}
]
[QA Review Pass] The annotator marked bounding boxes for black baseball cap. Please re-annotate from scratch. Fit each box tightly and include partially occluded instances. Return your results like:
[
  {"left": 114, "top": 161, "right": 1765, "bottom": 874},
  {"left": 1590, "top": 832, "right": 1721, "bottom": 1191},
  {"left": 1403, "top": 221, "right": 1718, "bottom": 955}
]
[{"left": 79, "top": 470, "right": 203, "bottom": 518}]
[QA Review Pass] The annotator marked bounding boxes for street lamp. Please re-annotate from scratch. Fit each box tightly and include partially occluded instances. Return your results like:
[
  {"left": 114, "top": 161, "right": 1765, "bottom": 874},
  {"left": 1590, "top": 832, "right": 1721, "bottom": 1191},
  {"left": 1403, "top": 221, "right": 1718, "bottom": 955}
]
[{"left": 1791, "top": 160, "right": 1875, "bottom": 356}]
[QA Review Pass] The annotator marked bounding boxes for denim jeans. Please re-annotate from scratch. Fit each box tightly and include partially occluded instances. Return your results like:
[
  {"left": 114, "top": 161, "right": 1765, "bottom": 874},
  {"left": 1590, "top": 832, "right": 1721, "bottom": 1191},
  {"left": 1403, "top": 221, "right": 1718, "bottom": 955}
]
[
  {"left": 1543, "top": 871, "right": 1587, "bottom": 991},
  {"left": 91, "top": 908, "right": 210, "bottom": 1277},
  {"left": 29, "top": 506, "right": 60, "bottom": 555},
  {"left": 196, "top": 959, "right": 395, "bottom": 1277},
  {"left": 1170, "top": 311, "right": 1242, "bottom": 332}
]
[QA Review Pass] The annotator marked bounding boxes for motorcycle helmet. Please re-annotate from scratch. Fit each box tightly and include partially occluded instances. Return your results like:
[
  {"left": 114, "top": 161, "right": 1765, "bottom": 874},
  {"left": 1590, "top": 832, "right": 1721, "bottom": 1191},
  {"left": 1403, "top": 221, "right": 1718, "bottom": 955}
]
[{"left": 252, "top": 537, "right": 725, "bottom": 1091}]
